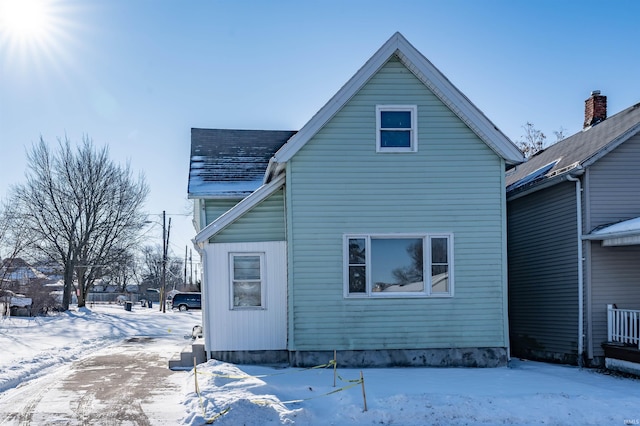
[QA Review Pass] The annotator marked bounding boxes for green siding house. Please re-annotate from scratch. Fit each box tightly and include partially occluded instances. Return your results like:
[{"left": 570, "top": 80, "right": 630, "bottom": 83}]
[{"left": 189, "top": 32, "right": 524, "bottom": 367}]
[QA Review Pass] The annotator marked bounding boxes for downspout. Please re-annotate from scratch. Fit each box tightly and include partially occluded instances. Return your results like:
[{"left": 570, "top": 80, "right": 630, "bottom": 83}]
[
  {"left": 193, "top": 240, "right": 211, "bottom": 360},
  {"left": 566, "top": 173, "right": 584, "bottom": 367}
]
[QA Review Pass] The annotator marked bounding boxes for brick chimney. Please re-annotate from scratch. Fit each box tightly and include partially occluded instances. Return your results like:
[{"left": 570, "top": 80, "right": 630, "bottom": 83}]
[{"left": 584, "top": 90, "right": 607, "bottom": 128}]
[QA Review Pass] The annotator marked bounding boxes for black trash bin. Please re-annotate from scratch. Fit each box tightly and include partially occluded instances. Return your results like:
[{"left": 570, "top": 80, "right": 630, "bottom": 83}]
[
  {"left": 147, "top": 300, "right": 152, "bottom": 308},
  {"left": 124, "top": 301, "right": 132, "bottom": 311}
]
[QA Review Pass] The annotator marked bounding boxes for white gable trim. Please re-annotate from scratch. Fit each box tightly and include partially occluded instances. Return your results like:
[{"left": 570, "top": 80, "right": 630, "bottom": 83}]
[
  {"left": 193, "top": 173, "right": 285, "bottom": 244},
  {"left": 270, "top": 32, "right": 523, "bottom": 174}
]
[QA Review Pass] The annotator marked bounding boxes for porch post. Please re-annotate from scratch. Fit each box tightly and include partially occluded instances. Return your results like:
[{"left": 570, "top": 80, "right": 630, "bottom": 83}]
[{"left": 607, "top": 304, "right": 613, "bottom": 342}]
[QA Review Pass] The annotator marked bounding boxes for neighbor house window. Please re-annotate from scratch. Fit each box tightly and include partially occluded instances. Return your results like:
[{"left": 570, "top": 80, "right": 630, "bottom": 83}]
[
  {"left": 344, "top": 234, "right": 452, "bottom": 297},
  {"left": 376, "top": 105, "right": 418, "bottom": 152},
  {"left": 230, "top": 253, "right": 265, "bottom": 309}
]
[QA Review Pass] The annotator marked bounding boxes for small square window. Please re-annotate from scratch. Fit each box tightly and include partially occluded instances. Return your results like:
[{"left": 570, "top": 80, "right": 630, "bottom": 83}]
[{"left": 376, "top": 105, "right": 417, "bottom": 152}]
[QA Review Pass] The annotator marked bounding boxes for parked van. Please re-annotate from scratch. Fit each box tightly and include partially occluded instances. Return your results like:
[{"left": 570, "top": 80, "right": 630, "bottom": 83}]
[{"left": 171, "top": 292, "right": 201, "bottom": 311}]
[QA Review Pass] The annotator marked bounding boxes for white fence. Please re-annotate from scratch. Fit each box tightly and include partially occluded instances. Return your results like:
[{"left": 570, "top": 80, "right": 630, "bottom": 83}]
[{"left": 607, "top": 304, "right": 640, "bottom": 349}]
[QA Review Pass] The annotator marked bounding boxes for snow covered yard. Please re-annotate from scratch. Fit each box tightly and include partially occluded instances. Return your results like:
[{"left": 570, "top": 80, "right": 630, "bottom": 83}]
[
  {"left": 183, "top": 358, "right": 640, "bottom": 425},
  {"left": 0, "top": 304, "right": 639, "bottom": 425}
]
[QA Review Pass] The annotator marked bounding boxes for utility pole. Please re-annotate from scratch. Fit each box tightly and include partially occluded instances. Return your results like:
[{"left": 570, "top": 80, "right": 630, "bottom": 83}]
[
  {"left": 189, "top": 248, "right": 193, "bottom": 287},
  {"left": 160, "top": 211, "right": 171, "bottom": 313},
  {"left": 184, "top": 245, "right": 187, "bottom": 290}
]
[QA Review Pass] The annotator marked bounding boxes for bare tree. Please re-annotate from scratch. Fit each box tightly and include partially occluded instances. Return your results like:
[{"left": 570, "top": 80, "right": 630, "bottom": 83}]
[
  {"left": 9, "top": 137, "right": 148, "bottom": 310},
  {"left": 0, "top": 199, "right": 33, "bottom": 315},
  {"left": 139, "top": 244, "right": 183, "bottom": 293},
  {"left": 553, "top": 126, "right": 568, "bottom": 143},
  {"left": 105, "top": 248, "right": 139, "bottom": 292},
  {"left": 517, "top": 122, "right": 568, "bottom": 158},
  {"left": 140, "top": 244, "right": 163, "bottom": 289},
  {"left": 392, "top": 241, "right": 423, "bottom": 285},
  {"left": 517, "top": 122, "right": 547, "bottom": 158}
]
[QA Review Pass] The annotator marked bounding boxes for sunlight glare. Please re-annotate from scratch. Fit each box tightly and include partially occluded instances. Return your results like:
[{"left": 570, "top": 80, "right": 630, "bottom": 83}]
[{"left": 0, "top": 0, "right": 52, "bottom": 40}]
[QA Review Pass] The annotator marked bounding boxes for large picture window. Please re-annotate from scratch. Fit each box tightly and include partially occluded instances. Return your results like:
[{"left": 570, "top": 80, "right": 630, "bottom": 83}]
[
  {"left": 344, "top": 234, "right": 452, "bottom": 297},
  {"left": 376, "top": 105, "right": 418, "bottom": 152},
  {"left": 230, "top": 253, "right": 265, "bottom": 309}
]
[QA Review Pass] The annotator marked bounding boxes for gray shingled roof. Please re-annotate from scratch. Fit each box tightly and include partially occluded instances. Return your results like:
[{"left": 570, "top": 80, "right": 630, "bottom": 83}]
[
  {"left": 188, "top": 128, "right": 297, "bottom": 198},
  {"left": 506, "top": 101, "right": 640, "bottom": 194}
]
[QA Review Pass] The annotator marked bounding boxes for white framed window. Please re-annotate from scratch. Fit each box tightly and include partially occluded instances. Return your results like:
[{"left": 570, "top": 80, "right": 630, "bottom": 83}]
[
  {"left": 344, "top": 234, "right": 453, "bottom": 298},
  {"left": 229, "top": 253, "right": 265, "bottom": 309},
  {"left": 376, "top": 105, "right": 418, "bottom": 152}
]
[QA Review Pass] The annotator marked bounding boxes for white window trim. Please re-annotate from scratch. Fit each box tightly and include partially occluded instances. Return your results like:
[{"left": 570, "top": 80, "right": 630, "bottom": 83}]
[
  {"left": 229, "top": 252, "right": 266, "bottom": 310},
  {"left": 376, "top": 105, "right": 418, "bottom": 153},
  {"left": 343, "top": 233, "right": 454, "bottom": 298}
]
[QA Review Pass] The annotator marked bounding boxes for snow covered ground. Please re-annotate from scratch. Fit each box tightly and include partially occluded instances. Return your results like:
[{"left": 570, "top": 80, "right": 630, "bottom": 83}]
[{"left": 1, "top": 304, "right": 639, "bottom": 425}]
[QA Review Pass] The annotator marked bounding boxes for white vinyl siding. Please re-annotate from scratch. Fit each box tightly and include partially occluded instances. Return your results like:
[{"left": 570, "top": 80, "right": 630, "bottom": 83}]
[
  {"left": 204, "top": 241, "right": 287, "bottom": 351},
  {"left": 230, "top": 253, "right": 265, "bottom": 309}
]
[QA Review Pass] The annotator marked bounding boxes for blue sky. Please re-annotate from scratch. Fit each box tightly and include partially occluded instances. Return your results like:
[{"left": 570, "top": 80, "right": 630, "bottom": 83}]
[{"left": 2, "top": 0, "right": 640, "bottom": 256}]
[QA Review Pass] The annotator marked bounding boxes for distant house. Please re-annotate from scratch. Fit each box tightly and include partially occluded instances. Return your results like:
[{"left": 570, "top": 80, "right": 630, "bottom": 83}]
[
  {"left": 0, "top": 258, "right": 46, "bottom": 286},
  {"left": 507, "top": 91, "right": 640, "bottom": 372},
  {"left": 189, "top": 32, "right": 524, "bottom": 367}
]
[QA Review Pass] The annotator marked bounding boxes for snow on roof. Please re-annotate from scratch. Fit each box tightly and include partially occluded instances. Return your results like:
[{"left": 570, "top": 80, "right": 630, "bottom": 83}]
[
  {"left": 591, "top": 216, "right": 640, "bottom": 236},
  {"left": 188, "top": 129, "right": 296, "bottom": 198},
  {"left": 9, "top": 296, "right": 32, "bottom": 307},
  {"left": 585, "top": 216, "right": 640, "bottom": 246},
  {"left": 187, "top": 178, "right": 265, "bottom": 198}
]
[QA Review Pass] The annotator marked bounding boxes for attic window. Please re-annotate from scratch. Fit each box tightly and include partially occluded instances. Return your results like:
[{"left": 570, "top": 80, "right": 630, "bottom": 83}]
[{"left": 376, "top": 105, "right": 417, "bottom": 152}]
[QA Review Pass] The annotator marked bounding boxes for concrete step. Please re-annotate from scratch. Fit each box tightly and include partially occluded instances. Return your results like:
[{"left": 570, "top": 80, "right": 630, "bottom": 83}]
[{"left": 169, "top": 339, "right": 207, "bottom": 370}]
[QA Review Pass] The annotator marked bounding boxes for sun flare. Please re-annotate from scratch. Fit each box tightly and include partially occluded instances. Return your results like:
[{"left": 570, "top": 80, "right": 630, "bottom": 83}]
[
  {"left": 0, "top": 0, "right": 52, "bottom": 41},
  {"left": 0, "top": 0, "right": 77, "bottom": 75}
]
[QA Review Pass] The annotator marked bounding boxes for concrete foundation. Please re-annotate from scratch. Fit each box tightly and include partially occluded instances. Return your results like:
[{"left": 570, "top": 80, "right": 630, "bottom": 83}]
[
  {"left": 209, "top": 350, "right": 290, "bottom": 366},
  {"left": 208, "top": 347, "right": 508, "bottom": 368}
]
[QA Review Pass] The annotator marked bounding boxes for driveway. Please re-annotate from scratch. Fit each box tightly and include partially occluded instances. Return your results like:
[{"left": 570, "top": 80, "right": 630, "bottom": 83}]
[{"left": 0, "top": 336, "right": 190, "bottom": 425}]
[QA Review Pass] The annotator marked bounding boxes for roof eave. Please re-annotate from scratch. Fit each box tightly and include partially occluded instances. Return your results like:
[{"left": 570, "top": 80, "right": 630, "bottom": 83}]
[
  {"left": 392, "top": 39, "right": 524, "bottom": 165},
  {"left": 506, "top": 167, "right": 585, "bottom": 202},
  {"left": 187, "top": 192, "right": 251, "bottom": 200}
]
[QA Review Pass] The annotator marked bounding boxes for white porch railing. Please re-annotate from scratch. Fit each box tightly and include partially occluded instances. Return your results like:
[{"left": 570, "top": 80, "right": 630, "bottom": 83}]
[{"left": 607, "top": 304, "right": 640, "bottom": 349}]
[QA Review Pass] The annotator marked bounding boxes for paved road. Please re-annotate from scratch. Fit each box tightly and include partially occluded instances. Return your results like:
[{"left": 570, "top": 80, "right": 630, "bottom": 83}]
[{"left": 0, "top": 336, "right": 189, "bottom": 425}]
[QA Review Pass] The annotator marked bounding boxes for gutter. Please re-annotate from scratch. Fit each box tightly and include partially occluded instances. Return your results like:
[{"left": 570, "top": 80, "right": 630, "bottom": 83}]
[
  {"left": 565, "top": 172, "right": 585, "bottom": 367},
  {"left": 506, "top": 173, "right": 570, "bottom": 202}
]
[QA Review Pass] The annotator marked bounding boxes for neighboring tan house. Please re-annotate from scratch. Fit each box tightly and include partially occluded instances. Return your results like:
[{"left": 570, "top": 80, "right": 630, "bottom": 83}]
[
  {"left": 507, "top": 91, "right": 640, "bottom": 373},
  {"left": 189, "top": 32, "right": 524, "bottom": 367}
]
